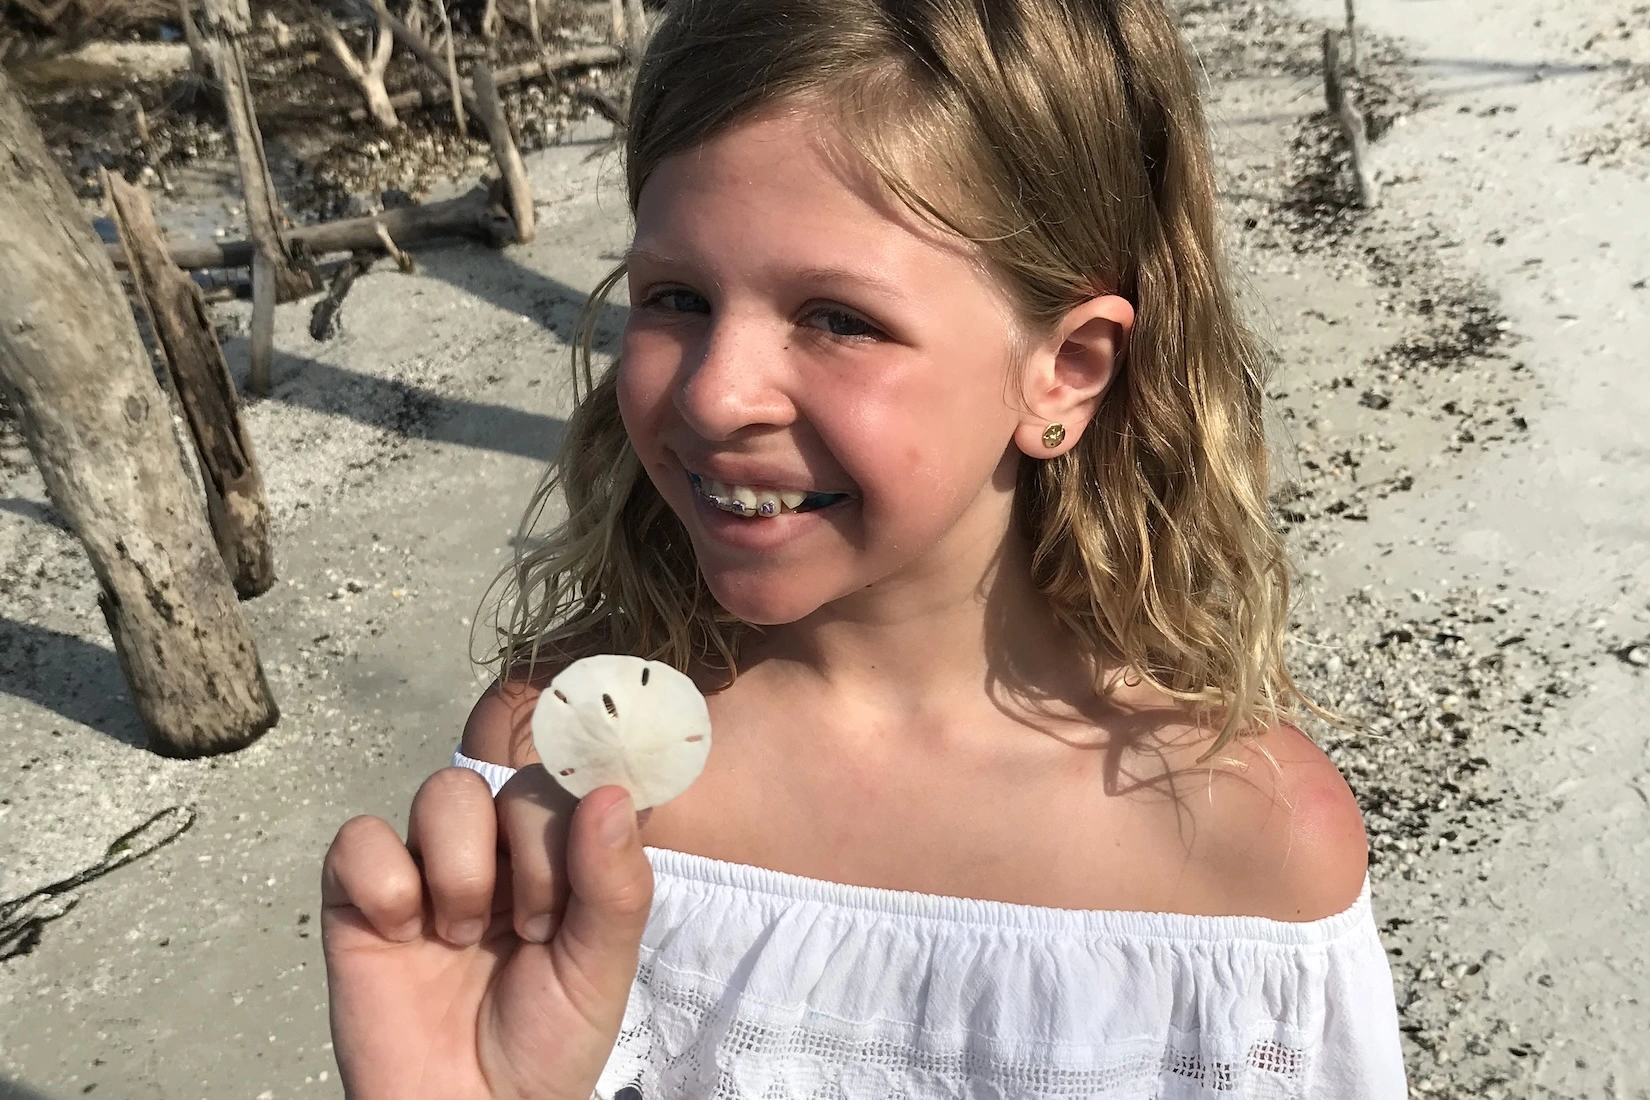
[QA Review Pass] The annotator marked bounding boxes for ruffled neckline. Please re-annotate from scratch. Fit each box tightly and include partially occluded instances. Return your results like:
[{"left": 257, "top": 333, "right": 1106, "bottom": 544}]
[{"left": 644, "top": 845, "right": 1374, "bottom": 945}]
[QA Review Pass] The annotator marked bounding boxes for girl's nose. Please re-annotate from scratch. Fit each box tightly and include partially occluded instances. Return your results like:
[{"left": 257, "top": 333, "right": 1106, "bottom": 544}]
[{"left": 673, "top": 319, "right": 793, "bottom": 441}]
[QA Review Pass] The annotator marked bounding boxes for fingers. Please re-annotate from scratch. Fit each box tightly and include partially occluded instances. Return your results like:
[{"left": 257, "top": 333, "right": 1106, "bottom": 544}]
[
  {"left": 322, "top": 814, "right": 424, "bottom": 942},
  {"left": 406, "top": 766, "right": 500, "bottom": 947},
  {"left": 553, "top": 785, "right": 655, "bottom": 1026},
  {"left": 495, "top": 764, "right": 579, "bottom": 944}
]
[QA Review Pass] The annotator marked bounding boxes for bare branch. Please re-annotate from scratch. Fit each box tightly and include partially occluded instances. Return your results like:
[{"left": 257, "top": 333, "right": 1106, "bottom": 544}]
[
  {"left": 433, "top": 0, "right": 467, "bottom": 137},
  {"left": 526, "top": 0, "right": 543, "bottom": 53},
  {"left": 374, "top": 222, "right": 415, "bottom": 272},
  {"left": 368, "top": 0, "right": 394, "bottom": 76},
  {"left": 313, "top": 9, "right": 366, "bottom": 81},
  {"left": 308, "top": 253, "right": 374, "bottom": 340},
  {"left": 472, "top": 62, "right": 533, "bottom": 244},
  {"left": 1323, "top": 30, "right": 1378, "bottom": 209},
  {"left": 343, "top": 43, "right": 622, "bottom": 122},
  {"left": 1344, "top": 0, "right": 1359, "bottom": 75},
  {"left": 178, "top": 0, "right": 207, "bottom": 71},
  {"left": 624, "top": 0, "right": 646, "bottom": 60},
  {"left": 132, "top": 103, "right": 172, "bottom": 191}
]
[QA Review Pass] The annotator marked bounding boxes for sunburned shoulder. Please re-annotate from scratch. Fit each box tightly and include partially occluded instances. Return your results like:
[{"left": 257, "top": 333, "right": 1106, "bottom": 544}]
[{"left": 1167, "top": 723, "right": 1370, "bottom": 923}]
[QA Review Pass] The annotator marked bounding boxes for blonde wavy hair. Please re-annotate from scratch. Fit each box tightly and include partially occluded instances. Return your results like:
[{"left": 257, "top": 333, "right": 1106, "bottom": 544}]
[{"left": 476, "top": 0, "right": 1315, "bottom": 754}]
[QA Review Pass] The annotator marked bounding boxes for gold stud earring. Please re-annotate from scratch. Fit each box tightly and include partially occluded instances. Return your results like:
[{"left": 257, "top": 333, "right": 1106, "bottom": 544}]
[{"left": 1041, "top": 423, "right": 1066, "bottom": 450}]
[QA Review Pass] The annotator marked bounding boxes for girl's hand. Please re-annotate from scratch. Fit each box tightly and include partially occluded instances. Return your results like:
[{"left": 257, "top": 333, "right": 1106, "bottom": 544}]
[{"left": 321, "top": 765, "right": 652, "bottom": 1100}]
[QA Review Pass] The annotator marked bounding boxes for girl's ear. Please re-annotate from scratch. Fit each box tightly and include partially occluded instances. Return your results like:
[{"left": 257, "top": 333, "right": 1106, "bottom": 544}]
[{"left": 1014, "top": 294, "right": 1135, "bottom": 458}]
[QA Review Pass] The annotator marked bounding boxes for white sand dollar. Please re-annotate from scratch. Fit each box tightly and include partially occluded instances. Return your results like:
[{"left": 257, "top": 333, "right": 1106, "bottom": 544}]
[{"left": 530, "top": 655, "right": 712, "bottom": 808}]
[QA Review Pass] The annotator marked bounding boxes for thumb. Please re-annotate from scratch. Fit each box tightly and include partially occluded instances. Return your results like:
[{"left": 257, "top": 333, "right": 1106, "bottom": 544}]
[{"left": 556, "top": 786, "right": 654, "bottom": 1026}]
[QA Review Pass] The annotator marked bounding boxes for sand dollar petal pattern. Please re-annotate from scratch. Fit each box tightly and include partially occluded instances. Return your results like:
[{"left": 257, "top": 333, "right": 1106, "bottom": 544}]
[{"left": 531, "top": 655, "right": 712, "bottom": 809}]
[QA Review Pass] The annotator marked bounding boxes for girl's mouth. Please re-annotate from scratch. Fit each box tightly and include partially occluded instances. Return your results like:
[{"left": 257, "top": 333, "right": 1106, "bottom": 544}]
[{"left": 688, "top": 473, "right": 853, "bottom": 518}]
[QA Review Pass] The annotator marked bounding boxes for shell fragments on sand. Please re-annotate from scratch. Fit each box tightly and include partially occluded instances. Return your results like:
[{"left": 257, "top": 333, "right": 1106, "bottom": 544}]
[{"left": 530, "top": 655, "right": 711, "bottom": 808}]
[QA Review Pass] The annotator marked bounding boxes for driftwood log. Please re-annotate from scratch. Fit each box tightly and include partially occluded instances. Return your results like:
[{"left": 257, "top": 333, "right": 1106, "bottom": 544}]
[
  {"left": 472, "top": 63, "right": 533, "bottom": 244},
  {"left": 105, "top": 185, "right": 515, "bottom": 271},
  {"left": 308, "top": 253, "right": 375, "bottom": 340},
  {"left": 103, "top": 170, "right": 276, "bottom": 599},
  {"left": 132, "top": 103, "right": 171, "bottom": 191},
  {"left": 193, "top": 0, "right": 316, "bottom": 394},
  {"left": 0, "top": 72, "right": 278, "bottom": 758},
  {"left": 1344, "top": 0, "right": 1359, "bottom": 75},
  {"left": 427, "top": 0, "right": 468, "bottom": 137},
  {"left": 624, "top": 0, "right": 646, "bottom": 60},
  {"left": 178, "top": 0, "right": 207, "bottom": 71},
  {"left": 311, "top": 0, "right": 399, "bottom": 130},
  {"left": 525, "top": 0, "right": 543, "bottom": 52},
  {"left": 1323, "top": 30, "right": 1378, "bottom": 209}
]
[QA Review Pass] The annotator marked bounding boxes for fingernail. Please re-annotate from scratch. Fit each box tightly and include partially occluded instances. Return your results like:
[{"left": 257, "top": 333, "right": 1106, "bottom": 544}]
[
  {"left": 449, "top": 919, "right": 485, "bottom": 947},
  {"left": 599, "top": 793, "right": 635, "bottom": 848},
  {"left": 392, "top": 917, "right": 423, "bottom": 942},
  {"left": 521, "top": 915, "right": 552, "bottom": 943}
]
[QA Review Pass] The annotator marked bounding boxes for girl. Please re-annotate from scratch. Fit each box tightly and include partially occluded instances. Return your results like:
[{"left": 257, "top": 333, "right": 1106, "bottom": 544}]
[{"left": 321, "top": 0, "right": 1408, "bottom": 1096}]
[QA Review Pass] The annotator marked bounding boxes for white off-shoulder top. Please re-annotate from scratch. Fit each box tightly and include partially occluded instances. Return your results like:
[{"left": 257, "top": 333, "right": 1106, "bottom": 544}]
[{"left": 452, "top": 750, "right": 1408, "bottom": 1099}]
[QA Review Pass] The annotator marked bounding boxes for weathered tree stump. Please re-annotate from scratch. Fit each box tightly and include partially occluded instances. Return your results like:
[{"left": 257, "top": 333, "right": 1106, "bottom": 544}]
[
  {"left": 0, "top": 72, "right": 279, "bottom": 758},
  {"left": 102, "top": 169, "right": 277, "bottom": 599}
]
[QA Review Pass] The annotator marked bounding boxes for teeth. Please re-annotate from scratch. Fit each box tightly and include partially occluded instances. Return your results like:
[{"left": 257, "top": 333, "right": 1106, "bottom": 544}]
[{"left": 693, "top": 475, "right": 823, "bottom": 518}]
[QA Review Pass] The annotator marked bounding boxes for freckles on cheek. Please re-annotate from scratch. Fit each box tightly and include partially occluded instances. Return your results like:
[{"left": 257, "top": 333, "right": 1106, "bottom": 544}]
[
  {"left": 614, "top": 370, "right": 664, "bottom": 478},
  {"left": 614, "top": 374, "right": 642, "bottom": 443},
  {"left": 615, "top": 347, "right": 659, "bottom": 426}
]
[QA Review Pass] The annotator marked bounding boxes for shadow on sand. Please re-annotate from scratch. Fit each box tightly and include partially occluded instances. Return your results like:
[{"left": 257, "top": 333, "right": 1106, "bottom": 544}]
[
  {"left": 0, "top": 1074, "right": 57, "bottom": 1100},
  {"left": 0, "top": 619, "right": 147, "bottom": 749},
  {"left": 212, "top": 245, "right": 628, "bottom": 465}
]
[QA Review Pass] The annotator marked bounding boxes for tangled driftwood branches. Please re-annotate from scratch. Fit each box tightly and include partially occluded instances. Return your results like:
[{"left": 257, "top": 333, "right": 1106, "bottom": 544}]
[{"left": 311, "top": 0, "right": 399, "bottom": 131}]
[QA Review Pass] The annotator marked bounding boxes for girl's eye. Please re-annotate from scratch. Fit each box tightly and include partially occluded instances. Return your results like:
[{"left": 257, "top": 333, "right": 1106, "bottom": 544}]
[
  {"left": 645, "top": 289, "right": 711, "bottom": 314},
  {"left": 806, "top": 308, "right": 880, "bottom": 339}
]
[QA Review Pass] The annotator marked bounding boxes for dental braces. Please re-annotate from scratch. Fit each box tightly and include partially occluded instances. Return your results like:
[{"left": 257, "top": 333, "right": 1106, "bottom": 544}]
[
  {"left": 691, "top": 473, "right": 850, "bottom": 518},
  {"left": 705, "top": 494, "right": 782, "bottom": 518}
]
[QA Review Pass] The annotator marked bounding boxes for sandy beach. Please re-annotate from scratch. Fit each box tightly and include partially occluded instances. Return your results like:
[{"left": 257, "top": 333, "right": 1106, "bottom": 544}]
[{"left": 2, "top": 0, "right": 1647, "bottom": 1096}]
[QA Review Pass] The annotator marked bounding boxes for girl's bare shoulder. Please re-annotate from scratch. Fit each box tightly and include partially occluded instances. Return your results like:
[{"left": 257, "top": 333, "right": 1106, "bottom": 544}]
[
  {"left": 460, "top": 666, "right": 551, "bottom": 769},
  {"left": 1165, "top": 723, "right": 1370, "bottom": 922}
]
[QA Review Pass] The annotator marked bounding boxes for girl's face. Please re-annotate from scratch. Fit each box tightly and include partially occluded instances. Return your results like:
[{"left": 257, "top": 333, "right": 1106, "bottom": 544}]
[{"left": 619, "top": 105, "right": 1031, "bottom": 626}]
